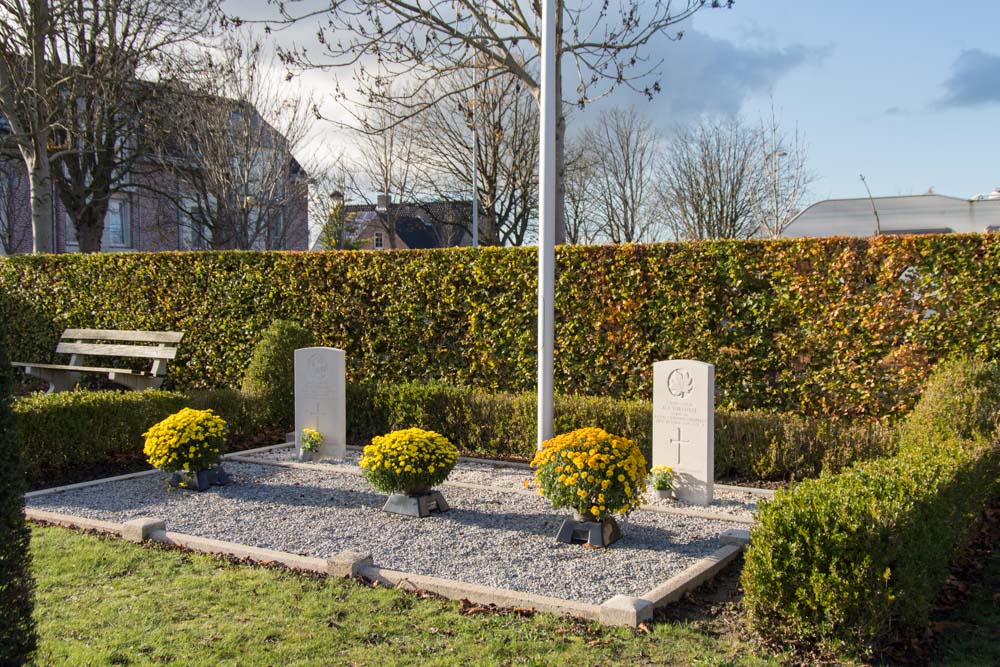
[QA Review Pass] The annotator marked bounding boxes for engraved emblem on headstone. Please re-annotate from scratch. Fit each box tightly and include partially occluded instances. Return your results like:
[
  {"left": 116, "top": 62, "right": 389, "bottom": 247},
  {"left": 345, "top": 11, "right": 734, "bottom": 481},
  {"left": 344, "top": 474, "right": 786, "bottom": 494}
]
[
  {"left": 667, "top": 368, "right": 694, "bottom": 398},
  {"left": 307, "top": 352, "right": 329, "bottom": 380}
]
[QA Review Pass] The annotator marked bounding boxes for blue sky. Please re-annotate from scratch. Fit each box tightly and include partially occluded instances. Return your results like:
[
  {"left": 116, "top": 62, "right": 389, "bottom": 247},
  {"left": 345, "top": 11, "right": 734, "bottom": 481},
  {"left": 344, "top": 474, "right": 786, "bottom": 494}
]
[{"left": 659, "top": 1, "right": 1000, "bottom": 200}]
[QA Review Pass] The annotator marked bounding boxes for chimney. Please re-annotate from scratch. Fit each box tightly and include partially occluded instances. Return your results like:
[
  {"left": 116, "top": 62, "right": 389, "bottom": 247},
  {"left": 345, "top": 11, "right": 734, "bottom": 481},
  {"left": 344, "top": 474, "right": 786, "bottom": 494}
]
[{"left": 376, "top": 193, "right": 390, "bottom": 212}]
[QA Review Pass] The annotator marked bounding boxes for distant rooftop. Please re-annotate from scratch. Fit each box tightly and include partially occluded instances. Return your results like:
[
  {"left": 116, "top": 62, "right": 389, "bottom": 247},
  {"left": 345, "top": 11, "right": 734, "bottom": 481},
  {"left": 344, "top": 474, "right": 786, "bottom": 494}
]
[{"left": 784, "top": 191, "right": 1000, "bottom": 238}]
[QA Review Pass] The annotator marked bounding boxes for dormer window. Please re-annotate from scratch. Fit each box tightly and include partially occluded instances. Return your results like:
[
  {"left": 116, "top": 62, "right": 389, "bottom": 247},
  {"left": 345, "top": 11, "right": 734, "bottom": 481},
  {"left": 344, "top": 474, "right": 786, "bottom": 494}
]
[{"left": 373, "top": 231, "right": 384, "bottom": 250}]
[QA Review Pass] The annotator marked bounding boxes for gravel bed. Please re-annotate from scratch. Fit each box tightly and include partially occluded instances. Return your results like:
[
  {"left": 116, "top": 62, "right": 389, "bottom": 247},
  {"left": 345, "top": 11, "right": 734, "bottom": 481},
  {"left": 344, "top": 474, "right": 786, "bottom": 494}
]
[
  {"left": 28, "top": 459, "right": 746, "bottom": 605},
  {"left": 248, "top": 445, "right": 759, "bottom": 520}
]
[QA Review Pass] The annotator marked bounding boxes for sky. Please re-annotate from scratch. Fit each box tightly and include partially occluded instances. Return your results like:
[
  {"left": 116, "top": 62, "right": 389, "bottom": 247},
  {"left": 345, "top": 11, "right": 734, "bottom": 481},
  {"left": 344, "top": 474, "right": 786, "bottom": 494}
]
[
  {"left": 230, "top": 0, "right": 1000, "bottom": 204},
  {"left": 679, "top": 1, "right": 1000, "bottom": 201}
]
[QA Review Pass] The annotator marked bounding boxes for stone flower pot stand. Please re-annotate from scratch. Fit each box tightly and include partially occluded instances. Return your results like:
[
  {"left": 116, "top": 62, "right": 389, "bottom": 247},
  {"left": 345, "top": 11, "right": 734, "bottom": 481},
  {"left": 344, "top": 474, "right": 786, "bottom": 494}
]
[
  {"left": 556, "top": 511, "right": 623, "bottom": 548},
  {"left": 168, "top": 464, "right": 231, "bottom": 492},
  {"left": 382, "top": 489, "right": 450, "bottom": 518}
]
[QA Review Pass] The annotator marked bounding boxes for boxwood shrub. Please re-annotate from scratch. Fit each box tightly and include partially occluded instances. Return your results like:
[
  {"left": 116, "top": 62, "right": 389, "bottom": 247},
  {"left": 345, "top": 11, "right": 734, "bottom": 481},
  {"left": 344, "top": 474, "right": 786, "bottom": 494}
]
[
  {"left": 742, "top": 357, "right": 1000, "bottom": 657},
  {"left": 346, "top": 380, "right": 893, "bottom": 478},
  {"left": 15, "top": 381, "right": 892, "bottom": 487},
  {"left": 241, "top": 319, "right": 316, "bottom": 429},
  {"left": 13, "top": 388, "right": 262, "bottom": 483}
]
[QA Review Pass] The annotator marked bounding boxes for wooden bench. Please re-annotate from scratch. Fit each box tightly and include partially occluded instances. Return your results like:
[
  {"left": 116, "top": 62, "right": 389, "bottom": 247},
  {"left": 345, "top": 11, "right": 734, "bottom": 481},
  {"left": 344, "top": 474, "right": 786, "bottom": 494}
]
[{"left": 12, "top": 328, "right": 184, "bottom": 393}]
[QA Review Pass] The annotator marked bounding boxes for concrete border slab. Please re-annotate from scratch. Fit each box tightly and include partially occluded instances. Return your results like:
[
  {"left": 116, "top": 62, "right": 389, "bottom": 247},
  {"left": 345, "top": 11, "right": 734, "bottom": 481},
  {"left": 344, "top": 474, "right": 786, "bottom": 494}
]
[{"left": 640, "top": 544, "right": 744, "bottom": 610}]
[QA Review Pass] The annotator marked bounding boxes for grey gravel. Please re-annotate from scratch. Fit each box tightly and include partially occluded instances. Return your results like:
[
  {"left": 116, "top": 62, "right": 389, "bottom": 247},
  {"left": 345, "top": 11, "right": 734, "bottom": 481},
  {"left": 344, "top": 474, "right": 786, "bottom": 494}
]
[
  {"left": 253, "top": 445, "right": 759, "bottom": 520},
  {"left": 28, "top": 452, "right": 750, "bottom": 605}
]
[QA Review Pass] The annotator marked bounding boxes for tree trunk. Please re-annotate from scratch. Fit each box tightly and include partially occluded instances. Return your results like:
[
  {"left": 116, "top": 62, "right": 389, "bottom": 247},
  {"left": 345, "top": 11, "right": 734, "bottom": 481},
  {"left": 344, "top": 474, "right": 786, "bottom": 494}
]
[
  {"left": 73, "top": 203, "right": 108, "bottom": 253},
  {"left": 26, "top": 150, "right": 54, "bottom": 253},
  {"left": 555, "top": 107, "right": 567, "bottom": 245}
]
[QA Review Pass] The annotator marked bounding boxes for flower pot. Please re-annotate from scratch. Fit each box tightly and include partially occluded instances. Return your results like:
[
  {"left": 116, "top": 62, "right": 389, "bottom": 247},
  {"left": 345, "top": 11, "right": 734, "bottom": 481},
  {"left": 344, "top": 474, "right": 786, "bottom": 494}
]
[
  {"left": 654, "top": 489, "right": 673, "bottom": 500},
  {"left": 168, "top": 464, "right": 231, "bottom": 491},
  {"left": 557, "top": 514, "right": 622, "bottom": 548},
  {"left": 382, "top": 489, "right": 449, "bottom": 518},
  {"left": 298, "top": 450, "right": 315, "bottom": 462}
]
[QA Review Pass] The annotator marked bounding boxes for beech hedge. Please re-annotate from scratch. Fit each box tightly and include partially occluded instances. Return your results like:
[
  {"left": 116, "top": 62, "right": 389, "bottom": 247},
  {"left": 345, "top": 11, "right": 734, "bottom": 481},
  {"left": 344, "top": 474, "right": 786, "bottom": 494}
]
[
  {"left": 742, "top": 358, "right": 1000, "bottom": 657},
  {"left": 2, "top": 236, "right": 1000, "bottom": 417}
]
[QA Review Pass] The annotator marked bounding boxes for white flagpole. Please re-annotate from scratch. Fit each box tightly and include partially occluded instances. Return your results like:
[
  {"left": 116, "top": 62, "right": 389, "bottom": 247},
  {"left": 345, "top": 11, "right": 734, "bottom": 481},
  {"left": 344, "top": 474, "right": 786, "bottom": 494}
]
[{"left": 537, "top": 0, "right": 556, "bottom": 448}]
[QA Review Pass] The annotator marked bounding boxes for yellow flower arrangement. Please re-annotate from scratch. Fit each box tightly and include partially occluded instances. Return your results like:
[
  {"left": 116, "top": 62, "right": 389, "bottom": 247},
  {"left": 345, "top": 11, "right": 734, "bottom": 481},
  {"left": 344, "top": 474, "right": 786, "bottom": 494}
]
[
  {"left": 300, "top": 428, "right": 324, "bottom": 452},
  {"left": 650, "top": 465, "right": 674, "bottom": 491},
  {"left": 531, "top": 427, "right": 647, "bottom": 522},
  {"left": 143, "top": 408, "right": 227, "bottom": 473},
  {"left": 359, "top": 427, "right": 459, "bottom": 494}
]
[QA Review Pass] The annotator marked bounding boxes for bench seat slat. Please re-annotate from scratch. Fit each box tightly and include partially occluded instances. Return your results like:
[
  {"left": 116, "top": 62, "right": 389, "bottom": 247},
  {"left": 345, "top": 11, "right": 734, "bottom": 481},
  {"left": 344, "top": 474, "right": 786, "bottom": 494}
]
[
  {"left": 11, "top": 362, "right": 150, "bottom": 376},
  {"left": 55, "top": 342, "right": 178, "bottom": 360},
  {"left": 62, "top": 329, "right": 184, "bottom": 344}
]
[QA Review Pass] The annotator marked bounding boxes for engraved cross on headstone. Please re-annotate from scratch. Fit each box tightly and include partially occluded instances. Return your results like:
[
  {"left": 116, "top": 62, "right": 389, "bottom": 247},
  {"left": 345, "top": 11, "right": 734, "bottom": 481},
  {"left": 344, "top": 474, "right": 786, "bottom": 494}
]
[{"left": 670, "top": 427, "right": 690, "bottom": 465}]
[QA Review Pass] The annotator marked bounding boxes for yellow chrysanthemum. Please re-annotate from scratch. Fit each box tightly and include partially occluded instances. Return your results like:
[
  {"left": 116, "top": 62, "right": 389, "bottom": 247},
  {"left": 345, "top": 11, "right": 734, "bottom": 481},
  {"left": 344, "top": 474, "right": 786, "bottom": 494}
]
[{"left": 530, "top": 427, "right": 647, "bottom": 522}]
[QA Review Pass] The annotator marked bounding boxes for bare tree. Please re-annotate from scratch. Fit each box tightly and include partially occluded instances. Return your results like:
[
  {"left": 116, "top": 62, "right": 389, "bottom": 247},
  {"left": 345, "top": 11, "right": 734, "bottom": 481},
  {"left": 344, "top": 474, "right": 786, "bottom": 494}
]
[
  {"left": 0, "top": 0, "right": 217, "bottom": 253},
  {"left": 659, "top": 117, "right": 763, "bottom": 240},
  {"left": 753, "top": 104, "right": 814, "bottom": 238},
  {"left": 562, "top": 138, "right": 600, "bottom": 245},
  {"left": 345, "top": 101, "right": 423, "bottom": 250},
  {"left": 0, "top": 155, "right": 31, "bottom": 254},
  {"left": 582, "top": 106, "right": 664, "bottom": 244},
  {"left": 156, "top": 37, "right": 313, "bottom": 250},
  {"left": 0, "top": 0, "right": 65, "bottom": 252},
  {"left": 413, "top": 68, "right": 538, "bottom": 246},
  {"left": 52, "top": 0, "right": 218, "bottom": 252},
  {"left": 248, "top": 0, "right": 732, "bottom": 242}
]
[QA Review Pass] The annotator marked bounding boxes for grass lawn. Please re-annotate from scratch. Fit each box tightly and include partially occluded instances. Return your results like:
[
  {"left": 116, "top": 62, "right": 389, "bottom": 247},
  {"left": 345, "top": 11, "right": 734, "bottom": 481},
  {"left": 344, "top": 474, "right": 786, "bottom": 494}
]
[{"left": 29, "top": 524, "right": 784, "bottom": 666}]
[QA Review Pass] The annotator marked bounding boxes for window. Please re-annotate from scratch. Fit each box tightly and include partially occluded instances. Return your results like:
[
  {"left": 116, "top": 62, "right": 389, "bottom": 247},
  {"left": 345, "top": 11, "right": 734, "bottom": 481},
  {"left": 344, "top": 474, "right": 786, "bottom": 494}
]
[
  {"left": 104, "top": 199, "right": 130, "bottom": 247},
  {"left": 373, "top": 231, "right": 384, "bottom": 250},
  {"left": 179, "top": 197, "right": 211, "bottom": 250}
]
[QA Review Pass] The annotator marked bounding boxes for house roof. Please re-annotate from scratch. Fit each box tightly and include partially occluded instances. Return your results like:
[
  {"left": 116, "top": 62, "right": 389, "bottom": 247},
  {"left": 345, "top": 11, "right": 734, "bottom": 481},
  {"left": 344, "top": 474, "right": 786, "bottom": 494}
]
[
  {"left": 784, "top": 193, "right": 1000, "bottom": 237},
  {"left": 342, "top": 198, "right": 477, "bottom": 248},
  {"left": 394, "top": 216, "right": 438, "bottom": 249}
]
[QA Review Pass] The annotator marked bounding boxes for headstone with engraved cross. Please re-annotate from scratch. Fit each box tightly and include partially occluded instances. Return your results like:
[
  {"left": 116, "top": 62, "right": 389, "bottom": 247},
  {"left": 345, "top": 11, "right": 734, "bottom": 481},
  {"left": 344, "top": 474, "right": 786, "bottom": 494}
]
[
  {"left": 294, "top": 347, "right": 346, "bottom": 460},
  {"left": 652, "top": 359, "right": 714, "bottom": 505}
]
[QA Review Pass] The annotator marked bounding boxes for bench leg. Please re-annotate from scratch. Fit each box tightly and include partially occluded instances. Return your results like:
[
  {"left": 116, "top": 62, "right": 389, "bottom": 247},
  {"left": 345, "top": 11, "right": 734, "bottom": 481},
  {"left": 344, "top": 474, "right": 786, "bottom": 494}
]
[{"left": 24, "top": 367, "right": 80, "bottom": 394}]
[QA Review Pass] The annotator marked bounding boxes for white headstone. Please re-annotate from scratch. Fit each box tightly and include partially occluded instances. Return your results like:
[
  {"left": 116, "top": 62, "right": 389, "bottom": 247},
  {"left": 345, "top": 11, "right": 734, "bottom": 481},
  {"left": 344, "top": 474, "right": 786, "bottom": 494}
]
[
  {"left": 294, "top": 347, "right": 346, "bottom": 460},
  {"left": 652, "top": 360, "right": 714, "bottom": 506}
]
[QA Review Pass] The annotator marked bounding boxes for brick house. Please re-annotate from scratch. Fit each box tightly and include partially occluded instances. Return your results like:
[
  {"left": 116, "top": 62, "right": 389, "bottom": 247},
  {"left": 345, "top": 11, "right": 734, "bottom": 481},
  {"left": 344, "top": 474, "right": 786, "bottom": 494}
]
[
  {"left": 0, "top": 108, "right": 309, "bottom": 255},
  {"left": 330, "top": 194, "right": 487, "bottom": 250}
]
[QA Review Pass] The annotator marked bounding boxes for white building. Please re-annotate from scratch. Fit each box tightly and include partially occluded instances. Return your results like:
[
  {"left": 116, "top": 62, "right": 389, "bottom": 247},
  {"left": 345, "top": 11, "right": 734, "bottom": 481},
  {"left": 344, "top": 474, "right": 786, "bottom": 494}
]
[{"left": 783, "top": 189, "right": 1000, "bottom": 238}]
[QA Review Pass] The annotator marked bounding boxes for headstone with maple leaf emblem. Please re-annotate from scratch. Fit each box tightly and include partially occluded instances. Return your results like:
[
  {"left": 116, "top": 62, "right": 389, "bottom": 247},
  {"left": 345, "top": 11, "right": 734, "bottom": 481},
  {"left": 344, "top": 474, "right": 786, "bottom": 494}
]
[
  {"left": 294, "top": 347, "right": 346, "bottom": 460},
  {"left": 652, "top": 360, "right": 714, "bottom": 505}
]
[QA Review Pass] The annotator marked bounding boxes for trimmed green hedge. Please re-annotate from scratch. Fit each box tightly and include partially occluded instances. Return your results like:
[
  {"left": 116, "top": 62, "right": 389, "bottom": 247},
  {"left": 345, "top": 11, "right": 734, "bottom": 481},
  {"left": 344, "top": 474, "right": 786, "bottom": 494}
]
[
  {"left": 13, "top": 389, "right": 261, "bottom": 482},
  {"left": 742, "top": 358, "right": 1000, "bottom": 657},
  {"left": 348, "top": 381, "right": 891, "bottom": 479},
  {"left": 14, "top": 382, "right": 892, "bottom": 486},
  {"left": 0, "top": 331, "right": 37, "bottom": 662},
  {"left": 3, "top": 236, "right": 1000, "bottom": 417}
]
